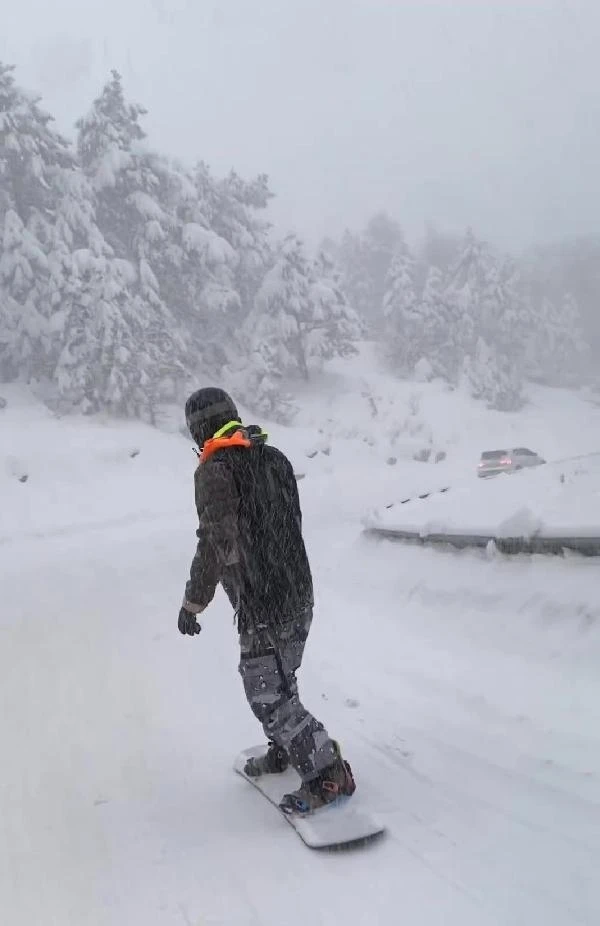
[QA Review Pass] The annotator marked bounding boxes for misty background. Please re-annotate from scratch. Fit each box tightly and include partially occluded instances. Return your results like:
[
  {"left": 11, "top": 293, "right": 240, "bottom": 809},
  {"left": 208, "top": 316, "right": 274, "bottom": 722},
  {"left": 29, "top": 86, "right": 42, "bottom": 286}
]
[
  {"left": 3, "top": 0, "right": 600, "bottom": 248},
  {"left": 1, "top": 0, "right": 599, "bottom": 422}
]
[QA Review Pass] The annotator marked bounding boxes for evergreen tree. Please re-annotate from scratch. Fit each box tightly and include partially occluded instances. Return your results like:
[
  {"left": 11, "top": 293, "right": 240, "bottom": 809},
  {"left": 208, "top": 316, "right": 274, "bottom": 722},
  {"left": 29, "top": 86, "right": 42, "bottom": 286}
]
[
  {"left": 176, "top": 161, "right": 249, "bottom": 368},
  {"left": 420, "top": 222, "right": 462, "bottom": 276},
  {"left": 308, "top": 249, "right": 361, "bottom": 367},
  {"left": 54, "top": 250, "right": 185, "bottom": 419},
  {"left": 75, "top": 70, "right": 186, "bottom": 408},
  {"left": 555, "top": 292, "right": 588, "bottom": 380},
  {"left": 363, "top": 212, "right": 404, "bottom": 324},
  {"left": 444, "top": 229, "right": 524, "bottom": 409},
  {"left": 382, "top": 242, "right": 422, "bottom": 375},
  {"left": 0, "top": 61, "right": 109, "bottom": 386},
  {"left": 418, "top": 264, "right": 453, "bottom": 380},
  {"left": 76, "top": 70, "right": 177, "bottom": 271},
  {"left": 443, "top": 228, "right": 484, "bottom": 362},
  {"left": 0, "top": 62, "right": 72, "bottom": 219},
  {"left": 247, "top": 233, "right": 313, "bottom": 383},
  {"left": 338, "top": 212, "right": 403, "bottom": 332},
  {"left": 211, "top": 169, "right": 273, "bottom": 315},
  {"left": 234, "top": 242, "right": 361, "bottom": 419},
  {"left": 526, "top": 235, "right": 600, "bottom": 368},
  {"left": 529, "top": 291, "right": 589, "bottom": 386},
  {"left": 0, "top": 209, "right": 48, "bottom": 380},
  {"left": 463, "top": 337, "right": 523, "bottom": 411},
  {"left": 338, "top": 230, "right": 373, "bottom": 322}
]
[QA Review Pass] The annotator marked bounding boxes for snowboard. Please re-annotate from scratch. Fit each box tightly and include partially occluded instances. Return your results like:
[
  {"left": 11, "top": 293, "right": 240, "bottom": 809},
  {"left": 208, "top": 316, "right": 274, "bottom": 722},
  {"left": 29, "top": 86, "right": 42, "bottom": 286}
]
[{"left": 234, "top": 746, "right": 386, "bottom": 850}]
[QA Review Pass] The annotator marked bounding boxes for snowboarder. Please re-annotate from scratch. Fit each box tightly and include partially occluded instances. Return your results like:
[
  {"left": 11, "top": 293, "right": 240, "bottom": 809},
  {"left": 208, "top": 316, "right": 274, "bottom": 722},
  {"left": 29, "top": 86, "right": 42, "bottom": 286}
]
[{"left": 178, "top": 387, "right": 356, "bottom": 814}]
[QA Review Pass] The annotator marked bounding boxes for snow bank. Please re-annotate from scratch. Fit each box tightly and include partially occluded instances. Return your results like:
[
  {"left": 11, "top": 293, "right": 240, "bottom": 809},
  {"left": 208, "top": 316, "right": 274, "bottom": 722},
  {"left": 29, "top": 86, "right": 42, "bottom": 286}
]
[
  {"left": 0, "top": 385, "right": 193, "bottom": 542},
  {"left": 292, "top": 343, "right": 600, "bottom": 480},
  {"left": 0, "top": 386, "right": 342, "bottom": 542},
  {"left": 4, "top": 343, "right": 600, "bottom": 550},
  {"left": 367, "top": 455, "right": 600, "bottom": 541}
]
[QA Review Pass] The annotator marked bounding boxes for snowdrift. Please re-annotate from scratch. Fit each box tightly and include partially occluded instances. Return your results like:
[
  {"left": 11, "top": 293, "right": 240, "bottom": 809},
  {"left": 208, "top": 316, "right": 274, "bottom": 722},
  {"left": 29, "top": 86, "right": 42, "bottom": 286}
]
[{"left": 365, "top": 454, "right": 600, "bottom": 553}]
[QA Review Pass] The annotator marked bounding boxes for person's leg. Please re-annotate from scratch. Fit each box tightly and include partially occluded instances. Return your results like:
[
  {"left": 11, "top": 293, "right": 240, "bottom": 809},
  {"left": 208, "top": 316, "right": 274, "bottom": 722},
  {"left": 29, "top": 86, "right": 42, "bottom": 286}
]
[
  {"left": 238, "top": 607, "right": 338, "bottom": 780},
  {"left": 238, "top": 620, "right": 290, "bottom": 777}
]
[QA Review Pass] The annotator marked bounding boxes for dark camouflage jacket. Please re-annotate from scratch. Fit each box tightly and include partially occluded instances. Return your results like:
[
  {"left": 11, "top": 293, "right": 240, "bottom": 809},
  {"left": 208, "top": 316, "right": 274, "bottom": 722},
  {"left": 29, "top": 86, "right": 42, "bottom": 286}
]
[{"left": 184, "top": 426, "right": 313, "bottom": 630}]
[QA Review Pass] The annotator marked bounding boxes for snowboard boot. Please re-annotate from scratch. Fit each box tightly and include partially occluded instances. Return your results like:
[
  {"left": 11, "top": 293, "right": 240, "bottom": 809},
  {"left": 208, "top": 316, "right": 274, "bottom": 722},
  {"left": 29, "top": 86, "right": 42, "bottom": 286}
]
[
  {"left": 279, "top": 742, "right": 356, "bottom": 816},
  {"left": 244, "top": 741, "right": 290, "bottom": 778}
]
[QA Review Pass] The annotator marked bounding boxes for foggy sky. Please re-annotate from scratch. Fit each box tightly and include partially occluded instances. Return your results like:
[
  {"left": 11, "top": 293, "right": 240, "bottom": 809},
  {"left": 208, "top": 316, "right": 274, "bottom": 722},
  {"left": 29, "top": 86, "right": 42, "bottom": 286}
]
[{"left": 2, "top": 0, "right": 599, "bottom": 251}]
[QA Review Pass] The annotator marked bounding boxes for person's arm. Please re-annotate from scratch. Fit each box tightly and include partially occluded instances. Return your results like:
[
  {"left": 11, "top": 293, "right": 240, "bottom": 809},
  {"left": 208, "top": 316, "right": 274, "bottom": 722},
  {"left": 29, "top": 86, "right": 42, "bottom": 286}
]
[
  {"left": 274, "top": 448, "right": 303, "bottom": 531},
  {"left": 183, "top": 458, "right": 239, "bottom": 613},
  {"left": 288, "top": 462, "right": 303, "bottom": 530}
]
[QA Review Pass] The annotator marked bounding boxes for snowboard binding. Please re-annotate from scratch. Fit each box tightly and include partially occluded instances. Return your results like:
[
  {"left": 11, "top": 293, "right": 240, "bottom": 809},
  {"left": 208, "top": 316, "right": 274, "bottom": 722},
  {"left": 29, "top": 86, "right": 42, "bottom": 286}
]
[
  {"left": 279, "top": 751, "right": 356, "bottom": 816},
  {"left": 243, "top": 741, "right": 289, "bottom": 777}
]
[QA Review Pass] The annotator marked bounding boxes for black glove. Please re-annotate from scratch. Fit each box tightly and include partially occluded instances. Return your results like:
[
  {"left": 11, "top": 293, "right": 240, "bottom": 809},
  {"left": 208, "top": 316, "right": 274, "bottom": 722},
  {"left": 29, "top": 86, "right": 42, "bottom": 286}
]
[{"left": 178, "top": 605, "right": 202, "bottom": 636}]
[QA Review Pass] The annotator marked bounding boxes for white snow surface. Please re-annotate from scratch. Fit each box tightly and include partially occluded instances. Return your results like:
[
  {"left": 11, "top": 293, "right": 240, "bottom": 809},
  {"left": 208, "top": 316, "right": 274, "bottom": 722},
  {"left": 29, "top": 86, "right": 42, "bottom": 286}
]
[
  {"left": 368, "top": 456, "right": 600, "bottom": 539},
  {"left": 2, "top": 364, "right": 600, "bottom": 926}
]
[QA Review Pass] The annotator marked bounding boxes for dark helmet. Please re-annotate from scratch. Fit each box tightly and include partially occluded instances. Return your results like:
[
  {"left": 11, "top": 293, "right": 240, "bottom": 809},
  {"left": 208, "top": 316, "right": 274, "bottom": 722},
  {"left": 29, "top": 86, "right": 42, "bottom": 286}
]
[{"left": 184, "top": 387, "right": 239, "bottom": 447}]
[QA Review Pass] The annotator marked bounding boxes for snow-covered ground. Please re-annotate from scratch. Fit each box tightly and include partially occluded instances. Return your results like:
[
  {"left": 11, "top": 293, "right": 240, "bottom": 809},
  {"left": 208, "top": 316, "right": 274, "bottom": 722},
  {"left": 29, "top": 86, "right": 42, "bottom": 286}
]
[
  {"left": 367, "top": 455, "right": 600, "bottom": 540},
  {"left": 2, "top": 360, "right": 600, "bottom": 926}
]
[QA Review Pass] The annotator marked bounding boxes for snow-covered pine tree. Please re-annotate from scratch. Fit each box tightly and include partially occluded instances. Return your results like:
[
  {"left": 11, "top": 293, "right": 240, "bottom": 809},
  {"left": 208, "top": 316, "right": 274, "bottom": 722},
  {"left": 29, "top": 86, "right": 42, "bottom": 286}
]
[
  {"left": 443, "top": 228, "right": 484, "bottom": 366},
  {"left": 0, "top": 61, "right": 73, "bottom": 381},
  {"left": 235, "top": 234, "right": 322, "bottom": 418},
  {"left": 382, "top": 241, "right": 422, "bottom": 376},
  {"left": 0, "top": 210, "right": 48, "bottom": 380},
  {"left": 418, "top": 264, "right": 453, "bottom": 381},
  {"left": 557, "top": 292, "right": 589, "bottom": 382},
  {"left": 247, "top": 233, "right": 313, "bottom": 382},
  {"left": 42, "top": 146, "right": 117, "bottom": 398},
  {"left": 46, "top": 97, "right": 183, "bottom": 417},
  {"left": 174, "top": 160, "right": 242, "bottom": 369},
  {"left": 76, "top": 71, "right": 186, "bottom": 297},
  {"left": 0, "top": 61, "right": 146, "bottom": 411},
  {"left": 0, "top": 63, "right": 73, "bottom": 219},
  {"left": 307, "top": 249, "right": 361, "bottom": 368},
  {"left": 338, "top": 213, "right": 403, "bottom": 333},
  {"left": 76, "top": 70, "right": 148, "bottom": 246},
  {"left": 55, "top": 252, "right": 133, "bottom": 414},
  {"left": 53, "top": 248, "right": 186, "bottom": 420},
  {"left": 361, "top": 213, "right": 403, "bottom": 332},
  {"left": 531, "top": 291, "right": 589, "bottom": 386},
  {"left": 238, "top": 239, "right": 362, "bottom": 418},
  {"left": 525, "top": 236, "right": 599, "bottom": 378},
  {"left": 462, "top": 336, "right": 521, "bottom": 411},
  {"left": 444, "top": 229, "right": 524, "bottom": 409},
  {"left": 210, "top": 169, "right": 273, "bottom": 317},
  {"left": 75, "top": 71, "right": 186, "bottom": 410},
  {"left": 491, "top": 256, "right": 530, "bottom": 385},
  {"left": 318, "top": 236, "right": 340, "bottom": 263},
  {"left": 420, "top": 222, "right": 462, "bottom": 276},
  {"left": 338, "top": 230, "right": 373, "bottom": 325}
]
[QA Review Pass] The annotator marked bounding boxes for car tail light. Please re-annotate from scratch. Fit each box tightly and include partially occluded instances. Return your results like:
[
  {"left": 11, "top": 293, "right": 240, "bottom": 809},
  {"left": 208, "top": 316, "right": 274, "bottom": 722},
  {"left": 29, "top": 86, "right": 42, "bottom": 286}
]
[{"left": 499, "top": 457, "right": 512, "bottom": 465}]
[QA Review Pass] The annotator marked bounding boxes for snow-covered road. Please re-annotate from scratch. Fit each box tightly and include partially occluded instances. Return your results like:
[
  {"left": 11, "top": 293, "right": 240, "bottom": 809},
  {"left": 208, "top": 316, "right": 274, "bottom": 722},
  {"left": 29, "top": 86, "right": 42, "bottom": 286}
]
[{"left": 3, "top": 501, "right": 600, "bottom": 926}]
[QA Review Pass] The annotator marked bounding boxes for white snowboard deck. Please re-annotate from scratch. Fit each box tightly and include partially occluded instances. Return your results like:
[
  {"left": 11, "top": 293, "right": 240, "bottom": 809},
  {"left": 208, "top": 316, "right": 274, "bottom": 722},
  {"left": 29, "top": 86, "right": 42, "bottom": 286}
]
[{"left": 234, "top": 746, "right": 386, "bottom": 850}]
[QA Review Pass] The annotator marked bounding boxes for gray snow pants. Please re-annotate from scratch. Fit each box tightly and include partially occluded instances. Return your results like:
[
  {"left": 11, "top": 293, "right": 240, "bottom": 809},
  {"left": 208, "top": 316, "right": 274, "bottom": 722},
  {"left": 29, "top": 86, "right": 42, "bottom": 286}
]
[{"left": 238, "top": 606, "right": 337, "bottom": 782}]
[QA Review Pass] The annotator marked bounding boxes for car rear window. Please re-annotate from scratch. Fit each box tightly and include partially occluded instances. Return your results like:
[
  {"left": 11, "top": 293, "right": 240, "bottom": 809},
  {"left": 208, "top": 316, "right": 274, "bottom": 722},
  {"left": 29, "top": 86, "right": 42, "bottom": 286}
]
[{"left": 481, "top": 450, "right": 507, "bottom": 460}]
